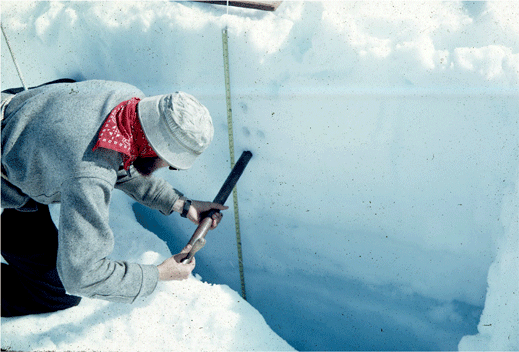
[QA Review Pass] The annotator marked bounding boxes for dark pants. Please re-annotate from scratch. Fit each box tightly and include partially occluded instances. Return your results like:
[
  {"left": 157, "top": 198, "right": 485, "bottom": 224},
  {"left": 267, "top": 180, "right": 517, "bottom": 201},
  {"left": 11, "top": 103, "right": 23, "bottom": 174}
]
[{"left": 1, "top": 204, "right": 81, "bottom": 317}]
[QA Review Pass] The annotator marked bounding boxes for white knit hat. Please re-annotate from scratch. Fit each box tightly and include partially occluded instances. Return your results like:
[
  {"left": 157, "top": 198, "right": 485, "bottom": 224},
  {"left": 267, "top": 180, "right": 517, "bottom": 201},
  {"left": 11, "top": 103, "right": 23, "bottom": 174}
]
[{"left": 137, "top": 92, "right": 214, "bottom": 170}]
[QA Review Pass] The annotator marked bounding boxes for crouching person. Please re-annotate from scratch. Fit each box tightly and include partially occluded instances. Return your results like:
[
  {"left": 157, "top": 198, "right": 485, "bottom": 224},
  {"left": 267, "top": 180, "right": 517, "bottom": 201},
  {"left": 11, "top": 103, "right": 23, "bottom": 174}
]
[{"left": 1, "top": 80, "right": 227, "bottom": 317}]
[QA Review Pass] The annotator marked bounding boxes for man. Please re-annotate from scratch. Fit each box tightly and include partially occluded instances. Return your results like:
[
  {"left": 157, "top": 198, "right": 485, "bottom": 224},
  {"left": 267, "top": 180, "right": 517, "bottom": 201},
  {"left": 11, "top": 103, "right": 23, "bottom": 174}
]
[{"left": 1, "top": 79, "right": 227, "bottom": 317}]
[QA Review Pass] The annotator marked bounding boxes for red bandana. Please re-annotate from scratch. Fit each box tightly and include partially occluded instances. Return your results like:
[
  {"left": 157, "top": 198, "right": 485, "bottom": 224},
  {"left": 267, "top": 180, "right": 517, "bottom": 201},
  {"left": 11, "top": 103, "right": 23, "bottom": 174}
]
[{"left": 93, "top": 97, "right": 157, "bottom": 170}]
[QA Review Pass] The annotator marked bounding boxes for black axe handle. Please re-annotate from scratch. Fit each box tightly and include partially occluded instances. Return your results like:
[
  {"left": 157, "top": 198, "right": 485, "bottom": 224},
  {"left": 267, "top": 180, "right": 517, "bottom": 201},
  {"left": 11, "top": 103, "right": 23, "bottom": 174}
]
[{"left": 181, "top": 151, "right": 253, "bottom": 263}]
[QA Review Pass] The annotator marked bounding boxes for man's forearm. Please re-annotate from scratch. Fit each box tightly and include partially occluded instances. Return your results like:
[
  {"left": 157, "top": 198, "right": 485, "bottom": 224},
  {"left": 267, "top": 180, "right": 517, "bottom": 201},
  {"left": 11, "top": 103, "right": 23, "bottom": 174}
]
[{"left": 115, "top": 167, "right": 184, "bottom": 215}]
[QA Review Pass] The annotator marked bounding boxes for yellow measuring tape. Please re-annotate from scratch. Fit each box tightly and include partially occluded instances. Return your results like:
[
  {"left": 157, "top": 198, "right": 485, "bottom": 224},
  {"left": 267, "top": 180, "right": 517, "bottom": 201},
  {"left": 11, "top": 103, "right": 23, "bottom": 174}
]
[{"left": 222, "top": 27, "right": 247, "bottom": 300}]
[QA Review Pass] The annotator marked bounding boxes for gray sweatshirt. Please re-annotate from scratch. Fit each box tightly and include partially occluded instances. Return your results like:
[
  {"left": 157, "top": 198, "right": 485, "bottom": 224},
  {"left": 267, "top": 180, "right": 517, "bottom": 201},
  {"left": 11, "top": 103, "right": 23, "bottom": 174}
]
[{"left": 1, "top": 80, "right": 184, "bottom": 303}]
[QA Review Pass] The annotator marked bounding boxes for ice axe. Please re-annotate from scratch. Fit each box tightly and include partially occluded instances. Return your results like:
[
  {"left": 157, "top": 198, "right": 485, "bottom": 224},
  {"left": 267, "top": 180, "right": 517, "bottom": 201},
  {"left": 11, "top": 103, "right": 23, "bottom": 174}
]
[{"left": 181, "top": 150, "right": 253, "bottom": 264}]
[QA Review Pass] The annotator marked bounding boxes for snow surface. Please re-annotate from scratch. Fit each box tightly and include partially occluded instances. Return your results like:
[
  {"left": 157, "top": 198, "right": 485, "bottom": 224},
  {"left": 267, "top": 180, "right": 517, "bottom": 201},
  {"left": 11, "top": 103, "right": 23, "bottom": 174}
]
[{"left": 1, "top": 1, "right": 518, "bottom": 351}]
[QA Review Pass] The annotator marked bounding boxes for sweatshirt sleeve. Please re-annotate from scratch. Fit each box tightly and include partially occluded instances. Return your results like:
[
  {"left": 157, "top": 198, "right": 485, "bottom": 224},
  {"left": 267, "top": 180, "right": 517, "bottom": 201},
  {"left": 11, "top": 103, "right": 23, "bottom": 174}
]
[
  {"left": 56, "top": 175, "right": 159, "bottom": 303},
  {"left": 114, "top": 165, "right": 184, "bottom": 216}
]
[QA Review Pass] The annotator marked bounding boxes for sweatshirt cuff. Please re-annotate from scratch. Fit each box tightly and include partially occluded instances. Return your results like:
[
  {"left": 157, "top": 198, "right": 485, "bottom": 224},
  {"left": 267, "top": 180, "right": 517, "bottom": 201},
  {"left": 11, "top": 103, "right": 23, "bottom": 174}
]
[
  {"left": 161, "top": 188, "right": 184, "bottom": 215},
  {"left": 137, "top": 264, "right": 160, "bottom": 299}
]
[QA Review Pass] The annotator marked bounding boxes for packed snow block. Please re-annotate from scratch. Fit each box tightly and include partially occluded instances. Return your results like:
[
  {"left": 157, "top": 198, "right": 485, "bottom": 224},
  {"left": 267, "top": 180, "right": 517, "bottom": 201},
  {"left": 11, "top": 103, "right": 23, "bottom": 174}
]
[
  {"left": 1, "top": 192, "right": 294, "bottom": 352},
  {"left": 1, "top": 277, "right": 295, "bottom": 351},
  {"left": 458, "top": 173, "right": 519, "bottom": 351}
]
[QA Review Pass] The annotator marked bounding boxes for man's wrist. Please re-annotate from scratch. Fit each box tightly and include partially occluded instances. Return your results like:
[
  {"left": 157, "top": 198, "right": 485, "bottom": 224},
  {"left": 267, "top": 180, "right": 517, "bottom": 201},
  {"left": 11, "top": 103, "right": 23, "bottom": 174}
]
[
  {"left": 173, "top": 196, "right": 187, "bottom": 214},
  {"left": 157, "top": 263, "right": 166, "bottom": 281}
]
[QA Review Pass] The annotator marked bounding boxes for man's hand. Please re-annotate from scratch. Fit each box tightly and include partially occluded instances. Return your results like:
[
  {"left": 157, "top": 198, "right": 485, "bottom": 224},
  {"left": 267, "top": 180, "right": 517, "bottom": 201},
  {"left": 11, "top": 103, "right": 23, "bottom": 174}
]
[
  {"left": 187, "top": 201, "right": 228, "bottom": 229},
  {"left": 157, "top": 245, "right": 195, "bottom": 281}
]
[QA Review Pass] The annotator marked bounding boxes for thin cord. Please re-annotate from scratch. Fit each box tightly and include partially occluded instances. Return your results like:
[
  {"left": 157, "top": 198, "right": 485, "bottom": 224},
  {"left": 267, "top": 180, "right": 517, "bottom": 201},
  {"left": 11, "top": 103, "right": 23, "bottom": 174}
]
[{"left": 1, "top": 23, "right": 28, "bottom": 90}]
